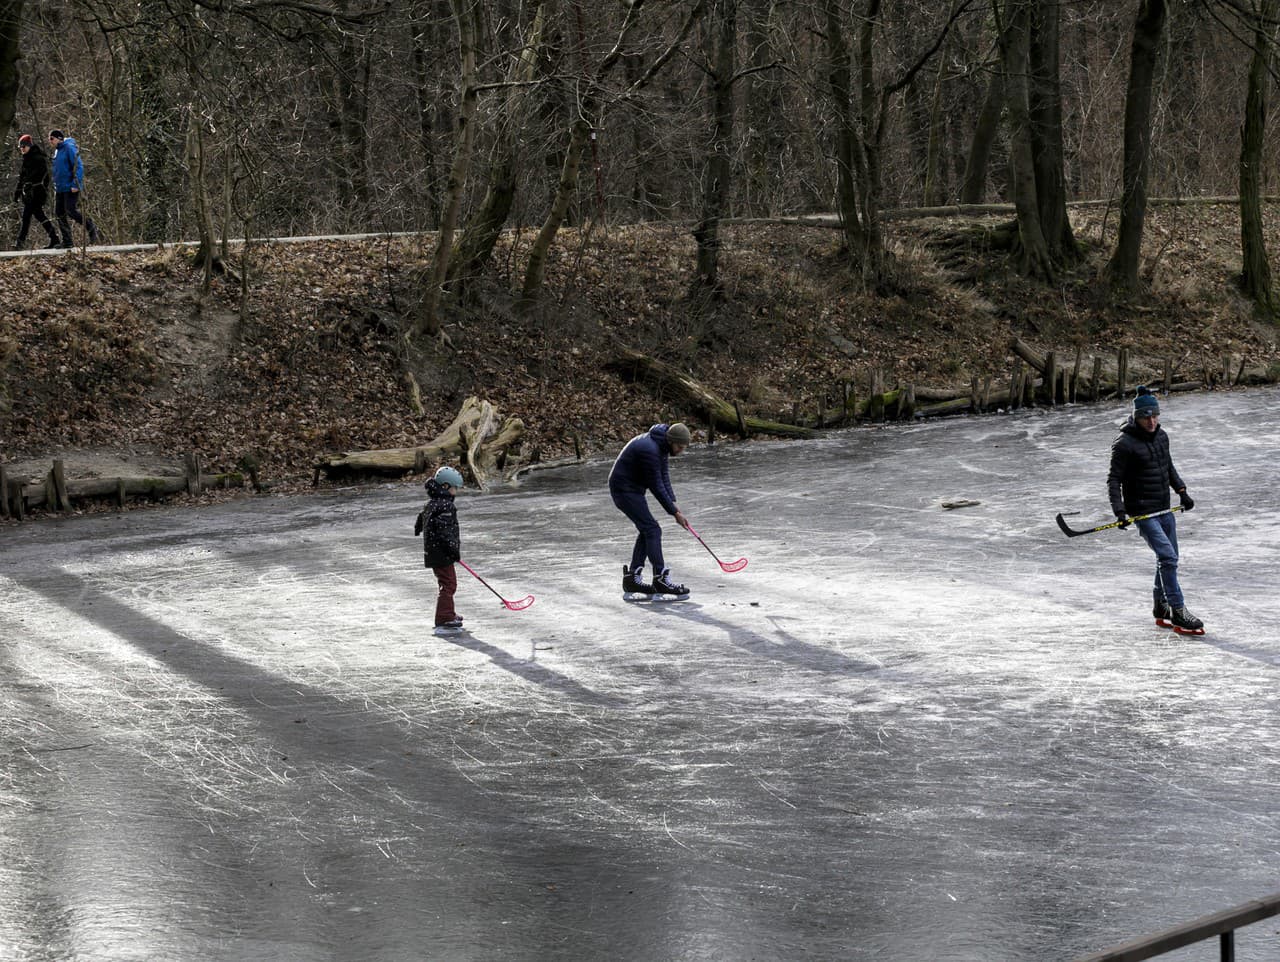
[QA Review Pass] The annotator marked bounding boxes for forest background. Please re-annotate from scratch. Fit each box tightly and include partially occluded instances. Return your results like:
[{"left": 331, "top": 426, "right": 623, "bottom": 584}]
[{"left": 1, "top": 0, "right": 1279, "bottom": 500}]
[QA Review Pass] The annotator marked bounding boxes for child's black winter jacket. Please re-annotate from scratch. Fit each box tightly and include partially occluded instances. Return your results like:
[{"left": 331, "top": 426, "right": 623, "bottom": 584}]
[{"left": 420, "top": 478, "right": 461, "bottom": 568}]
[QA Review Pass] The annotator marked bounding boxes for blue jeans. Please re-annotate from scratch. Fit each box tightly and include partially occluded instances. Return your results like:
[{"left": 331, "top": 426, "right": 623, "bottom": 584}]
[
  {"left": 1135, "top": 512, "right": 1183, "bottom": 608},
  {"left": 611, "top": 488, "right": 664, "bottom": 574}
]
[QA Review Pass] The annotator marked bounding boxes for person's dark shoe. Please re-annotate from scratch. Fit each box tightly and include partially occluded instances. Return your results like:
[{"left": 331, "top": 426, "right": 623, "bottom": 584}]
[{"left": 1153, "top": 593, "right": 1173, "bottom": 628}]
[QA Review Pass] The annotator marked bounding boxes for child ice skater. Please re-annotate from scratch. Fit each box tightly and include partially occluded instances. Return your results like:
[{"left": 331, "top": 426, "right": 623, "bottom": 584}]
[{"left": 418, "top": 465, "right": 465, "bottom": 634}]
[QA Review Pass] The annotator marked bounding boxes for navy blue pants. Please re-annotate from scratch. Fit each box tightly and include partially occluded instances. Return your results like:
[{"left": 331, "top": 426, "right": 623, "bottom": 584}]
[{"left": 611, "top": 488, "right": 664, "bottom": 574}]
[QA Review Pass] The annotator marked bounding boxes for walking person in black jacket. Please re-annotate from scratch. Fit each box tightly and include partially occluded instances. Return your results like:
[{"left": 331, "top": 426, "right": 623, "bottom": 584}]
[
  {"left": 1107, "top": 386, "right": 1203, "bottom": 634},
  {"left": 418, "top": 466, "right": 466, "bottom": 634},
  {"left": 12, "top": 134, "right": 60, "bottom": 250}
]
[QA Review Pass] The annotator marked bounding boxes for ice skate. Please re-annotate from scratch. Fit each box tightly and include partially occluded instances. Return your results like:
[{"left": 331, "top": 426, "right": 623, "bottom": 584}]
[
  {"left": 1153, "top": 593, "right": 1173, "bottom": 629},
  {"left": 622, "top": 565, "right": 655, "bottom": 603},
  {"left": 1169, "top": 606, "right": 1204, "bottom": 635},
  {"left": 432, "top": 617, "right": 466, "bottom": 636},
  {"left": 650, "top": 568, "right": 690, "bottom": 602}
]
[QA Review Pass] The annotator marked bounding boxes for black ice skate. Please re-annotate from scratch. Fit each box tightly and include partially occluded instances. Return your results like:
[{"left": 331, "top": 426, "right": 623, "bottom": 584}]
[
  {"left": 622, "top": 565, "right": 655, "bottom": 603},
  {"left": 650, "top": 568, "right": 690, "bottom": 602},
  {"left": 1153, "top": 594, "right": 1173, "bottom": 629},
  {"left": 1169, "top": 606, "right": 1204, "bottom": 635},
  {"left": 433, "top": 617, "right": 466, "bottom": 637}
]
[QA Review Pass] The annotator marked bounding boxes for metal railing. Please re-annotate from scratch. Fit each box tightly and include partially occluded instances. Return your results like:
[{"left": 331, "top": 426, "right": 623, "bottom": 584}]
[{"left": 1073, "top": 893, "right": 1280, "bottom": 961}]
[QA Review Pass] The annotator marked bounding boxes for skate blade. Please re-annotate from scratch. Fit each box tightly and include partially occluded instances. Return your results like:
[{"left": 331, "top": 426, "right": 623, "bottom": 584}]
[
  {"left": 432, "top": 625, "right": 466, "bottom": 636},
  {"left": 649, "top": 593, "right": 690, "bottom": 603},
  {"left": 623, "top": 592, "right": 655, "bottom": 603},
  {"left": 1172, "top": 625, "right": 1205, "bottom": 635},
  {"left": 1155, "top": 618, "right": 1174, "bottom": 629}
]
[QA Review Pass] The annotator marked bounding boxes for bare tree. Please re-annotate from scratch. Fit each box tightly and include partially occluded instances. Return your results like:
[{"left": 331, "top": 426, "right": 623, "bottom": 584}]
[
  {"left": 417, "top": 0, "right": 483, "bottom": 337},
  {"left": 821, "top": 0, "right": 976, "bottom": 289},
  {"left": 0, "top": 1, "right": 23, "bottom": 139},
  {"left": 1237, "top": 0, "right": 1278, "bottom": 316},
  {"left": 1106, "top": 0, "right": 1168, "bottom": 292}
]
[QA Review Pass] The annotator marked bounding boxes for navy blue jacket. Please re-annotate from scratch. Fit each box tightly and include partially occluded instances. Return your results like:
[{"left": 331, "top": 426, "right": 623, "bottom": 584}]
[
  {"left": 1107, "top": 418, "right": 1186, "bottom": 516},
  {"left": 419, "top": 478, "right": 461, "bottom": 568},
  {"left": 608, "top": 424, "right": 679, "bottom": 515}
]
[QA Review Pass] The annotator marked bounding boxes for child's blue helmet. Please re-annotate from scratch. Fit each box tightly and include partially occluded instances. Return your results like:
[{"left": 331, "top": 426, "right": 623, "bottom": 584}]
[{"left": 434, "top": 466, "right": 464, "bottom": 489}]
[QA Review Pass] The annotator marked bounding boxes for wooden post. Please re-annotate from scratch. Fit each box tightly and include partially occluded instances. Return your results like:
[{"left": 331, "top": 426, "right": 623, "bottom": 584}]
[
  {"left": 901, "top": 383, "right": 916, "bottom": 420},
  {"left": 818, "top": 395, "right": 826, "bottom": 427},
  {"left": 1009, "top": 358, "right": 1023, "bottom": 409},
  {"left": 734, "top": 400, "right": 748, "bottom": 437},
  {"left": 13, "top": 482, "right": 25, "bottom": 521},
  {"left": 1236, "top": 355, "right": 1248, "bottom": 384},
  {"left": 981, "top": 376, "right": 992, "bottom": 412},
  {"left": 117, "top": 478, "right": 127, "bottom": 509},
  {"left": 792, "top": 401, "right": 800, "bottom": 425},
  {"left": 841, "top": 381, "right": 850, "bottom": 422},
  {"left": 1163, "top": 357, "right": 1173, "bottom": 394},
  {"left": 848, "top": 384, "right": 857, "bottom": 422},
  {"left": 1071, "top": 349, "right": 1082, "bottom": 403},
  {"left": 1223, "top": 353, "right": 1233, "bottom": 387},
  {"left": 0, "top": 463, "right": 8, "bottom": 518},
  {"left": 707, "top": 409, "right": 716, "bottom": 446},
  {"left": 1023, "top": 371, "right": 1035, "bottom": 407},
  {"left": 185, "top": 451, "right": 204, "bottom": 493},
  {"left": 1091, "top": 356, "right": 1102, "bottom": 401},
  {"left": 969, "top": 376, "right": 979, "bottom": 413},
  {"left": 1043, "top": 350, "right": 1057, "bottom": 405},
  {"left": 52, "top": 459, "right": 71, "bottom": 512},
  {"left": 870, "top": 369, "right": 885, "bottom": 420},
  {"left": 1117, "top": 347, "right": 1128, "bottom": 398},
  {"left": 572, "top": 434, "right": 582, "bottom": 460}
]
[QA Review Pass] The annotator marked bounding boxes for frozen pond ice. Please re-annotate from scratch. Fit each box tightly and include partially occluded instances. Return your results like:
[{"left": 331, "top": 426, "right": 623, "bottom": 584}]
[{"left": 2, "top": 387, "right": 1279, "bottom": 960}]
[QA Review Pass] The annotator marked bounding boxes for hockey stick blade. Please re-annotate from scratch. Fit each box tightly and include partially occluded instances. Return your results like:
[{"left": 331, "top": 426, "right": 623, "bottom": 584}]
[
  {"left": 502, "top": 595, "right": 536, "bottom": 611},
  {"left": 717, "top": 557, "right": 749, "bottom": 573}
]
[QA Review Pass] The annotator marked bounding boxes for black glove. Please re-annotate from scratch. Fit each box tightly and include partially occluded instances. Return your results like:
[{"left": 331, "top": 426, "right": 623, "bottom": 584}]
[
  {"left": 1179, "top": 490, "right": 1194, "bottom": 511},
  {"left": 1114, "top": 510, "right": 1131, "bottom": 530}
]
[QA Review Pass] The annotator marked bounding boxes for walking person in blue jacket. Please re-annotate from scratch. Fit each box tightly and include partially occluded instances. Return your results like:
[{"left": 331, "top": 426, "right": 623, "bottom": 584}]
[
  {"left": 1107, "top": 386, "right": 1203, "bottom": 634},
  {"left": 609, "top": 422, "right": 692, "bottom": 601},
  {"left": 48, "top": 130, "right": 100, "bottom": 248}
]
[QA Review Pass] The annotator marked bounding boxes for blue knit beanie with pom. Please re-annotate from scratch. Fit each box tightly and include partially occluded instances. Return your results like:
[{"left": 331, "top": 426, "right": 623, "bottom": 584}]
[{"left": 1133, "top": 386, "right": 1160, "bottom": 418}]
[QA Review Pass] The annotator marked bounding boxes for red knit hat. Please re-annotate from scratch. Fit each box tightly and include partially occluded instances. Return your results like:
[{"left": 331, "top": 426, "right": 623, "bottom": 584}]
[{"left": 17, "top": 134, "right": 32, "bottom": 147}]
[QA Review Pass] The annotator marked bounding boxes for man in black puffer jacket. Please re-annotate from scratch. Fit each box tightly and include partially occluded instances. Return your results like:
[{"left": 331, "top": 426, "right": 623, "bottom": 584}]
[{"left": 1107, "top": 386, "right": 1203, "bottom": 634}]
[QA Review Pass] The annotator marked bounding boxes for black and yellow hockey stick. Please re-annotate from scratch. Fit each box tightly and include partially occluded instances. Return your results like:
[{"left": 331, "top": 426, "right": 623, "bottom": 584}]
[{"left": 1055, "top": 505, "right": 1183, "bottom": 538}]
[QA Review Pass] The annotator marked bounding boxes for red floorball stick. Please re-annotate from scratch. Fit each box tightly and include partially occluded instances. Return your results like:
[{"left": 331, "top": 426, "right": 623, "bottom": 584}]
[
  {"left": 686, "top": 525, "right": 748, "bottom": 573},
  {"left": 458, "top": 560, "right": 535, "bottom": 610}
]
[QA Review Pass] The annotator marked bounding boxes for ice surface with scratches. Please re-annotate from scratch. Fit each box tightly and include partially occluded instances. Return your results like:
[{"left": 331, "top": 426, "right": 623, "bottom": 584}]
[{"left": 2, "top": 388, "right": 1280, "bottom": 961}]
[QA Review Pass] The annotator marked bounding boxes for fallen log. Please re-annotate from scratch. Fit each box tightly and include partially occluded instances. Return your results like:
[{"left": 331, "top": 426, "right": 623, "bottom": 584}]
[
  {"left": 314, "top": 395, "right": 527, "bottom": 489},
  {"left": 606, "top": 347, "right": 814, "bottom": 438},
  {"left": 7, "top": 471, "right": 244, "bottom": 513}
]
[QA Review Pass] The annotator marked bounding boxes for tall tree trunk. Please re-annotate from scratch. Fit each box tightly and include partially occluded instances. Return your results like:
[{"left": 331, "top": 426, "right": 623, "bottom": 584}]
[
  {"left": 1239, "top": 0, "right": 1278, "bottom": 317},
  {"left": 822, "top": 0, "right": 870, "bottom": 270},
  {"left": 692, "top": 0, "right": 737, "bottom": 296},
  {"left": 417, "top": 0, "right": 481, "bottom": 337},
  {"left": 960, "top": 61, "right": 1004, "bottom": 204},
  {"left": 0, "top": 0, "right": 23, "bottom": 138},
  {"left": 1028, "top": 0, "right": 1076, "bottom": 262},
  {"left": 448, "top": 2, "right": 544, "bottom": 291},
  {"left": 1001, "top": 0, "right": 1053, "bottom": 280},
  {"left": 922, "top": 41, "right": 950, "bottom": 206},
  {"left": 742, "top": 0, "right": 784, "bottom": 213},
  {"left": 519, "top": 0, "right": 649, "bottom": 308},
  {"left": 1106, "top": 0, "right": 1168, "bottom": 292}
]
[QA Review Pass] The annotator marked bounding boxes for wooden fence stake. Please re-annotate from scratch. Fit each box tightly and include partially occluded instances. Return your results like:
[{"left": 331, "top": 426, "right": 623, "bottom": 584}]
[
  {"left": 734, "top": 401, "right": 749, "bottom": 437},
  {"left": 1223, "top": 353, "right": 1233, "bottom": 387},
  {"left": 1043, "top": 350, "right": 1057, "bottom": 405},
  {"left": 1091, "top": 356, "right": 1102, "bottom": 401},
  {"left": 1163, "top": 357, "right": 1173, "bottom": 394},
  {"left": 981, "top": 375, "right": 992, "bottom": 412},
  {"left": 1117, "top": 347, "right": 1129, "bottom": 398},
  {"left": 52, "top": 460, "right": 71, "bottom": 511},
  {"left": 13, "top": 482, "right": 25, "bottom": 521},
  {"left": 1071, "top": 349, "right": 1082, "bottom": 403},
  {"left": 0, "top": 463, "right": 8, "bottom": 518}
]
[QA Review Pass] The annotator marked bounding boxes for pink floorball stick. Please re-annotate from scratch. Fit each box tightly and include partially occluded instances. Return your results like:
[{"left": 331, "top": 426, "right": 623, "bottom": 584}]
[
  {"left": 458, "top": 560, "right": 535, "bottom": 611},
  {"left": 686, "top": 525, "right": 748, "bottom": 573}
]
